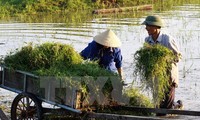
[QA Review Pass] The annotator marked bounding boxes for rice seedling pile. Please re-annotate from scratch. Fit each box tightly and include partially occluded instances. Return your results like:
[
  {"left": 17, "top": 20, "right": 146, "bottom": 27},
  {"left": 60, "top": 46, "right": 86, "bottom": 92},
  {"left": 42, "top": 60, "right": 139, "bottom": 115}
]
[
  {"left": 2, "top": 42, "right": 119, "bottom": 105},
  {"left": 2, "top": 42, "right": 153, "bottom": 114},
  {"left": 3, "top": 42, "right": 115, "bottom": 77},
  {"left": 133, "top": 43, "right": 176, "bottom": 106}
]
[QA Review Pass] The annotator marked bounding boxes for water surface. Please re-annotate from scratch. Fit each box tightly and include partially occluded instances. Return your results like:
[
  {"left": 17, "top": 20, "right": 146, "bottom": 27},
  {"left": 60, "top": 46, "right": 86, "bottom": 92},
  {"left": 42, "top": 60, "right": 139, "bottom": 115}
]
[{"left": 0, "top": 3, "right": 200, "bottom": 119}]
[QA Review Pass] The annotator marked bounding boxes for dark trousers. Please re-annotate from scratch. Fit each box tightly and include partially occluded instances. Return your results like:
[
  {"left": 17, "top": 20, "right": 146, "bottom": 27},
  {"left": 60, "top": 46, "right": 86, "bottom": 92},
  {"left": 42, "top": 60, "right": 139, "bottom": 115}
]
[
  {"left": 156, "top": 84, "right": 175, "bottom": 116},
  {"left": 160, "top": 84, "right": 175, "bottom": 109}
]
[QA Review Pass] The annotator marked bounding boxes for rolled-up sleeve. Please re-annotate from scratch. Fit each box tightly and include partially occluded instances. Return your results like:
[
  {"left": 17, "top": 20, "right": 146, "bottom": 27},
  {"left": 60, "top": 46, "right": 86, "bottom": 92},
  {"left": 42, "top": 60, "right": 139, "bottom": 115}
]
[
  {"left": 80, "top": 41, "right": 95, "bottom": 60},
  {"left": 167, "top": 35, "right": 182, "bottom": 62},
  {"left": 167, "top": 36, "right": 180, "bottom": 55},
  {"left": 114, "top": 48, "right": 123, "bottom": 68}
]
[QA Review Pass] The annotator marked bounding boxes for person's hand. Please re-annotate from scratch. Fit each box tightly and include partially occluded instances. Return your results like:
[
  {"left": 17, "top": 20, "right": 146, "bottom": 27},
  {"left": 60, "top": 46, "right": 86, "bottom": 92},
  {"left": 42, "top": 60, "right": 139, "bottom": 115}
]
[
  {"left": 174, "top": 53, "right": 182, "bottom": 63},
  {"left": 120, "top": 74, "right": 124, "bottom": 81},
  {"left": 120, "top": 76, "right": 128, "bottom": 86},
  {"left": 121, "top": 80, "right": 128, "bottom": 86},
  {"left": 173, "top": 82, "right": 178, "bottom": 88}
]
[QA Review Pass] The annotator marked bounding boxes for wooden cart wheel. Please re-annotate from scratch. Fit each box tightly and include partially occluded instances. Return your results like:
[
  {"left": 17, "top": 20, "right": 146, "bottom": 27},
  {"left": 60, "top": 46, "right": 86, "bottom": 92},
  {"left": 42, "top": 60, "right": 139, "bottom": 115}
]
[{"left": 11, "top": 92, "right": 42, "bottom": 120}]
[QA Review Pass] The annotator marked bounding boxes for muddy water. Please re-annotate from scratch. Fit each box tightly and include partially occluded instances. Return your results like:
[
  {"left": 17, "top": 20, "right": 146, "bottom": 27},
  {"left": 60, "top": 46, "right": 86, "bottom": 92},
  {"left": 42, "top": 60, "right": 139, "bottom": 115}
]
[{"left": 0, "top": 4, "right": 200, "bottom": 119}]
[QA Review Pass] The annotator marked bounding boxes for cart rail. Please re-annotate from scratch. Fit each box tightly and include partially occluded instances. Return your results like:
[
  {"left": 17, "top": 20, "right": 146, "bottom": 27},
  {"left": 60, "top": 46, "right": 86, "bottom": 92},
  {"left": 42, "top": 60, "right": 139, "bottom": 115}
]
[
  {"left": 112, "top": 106, "right": 200, "bottom": 116},
  {"left": 1, "top": 65, "right": 200, "bottom": 119},
  {"left": 84, "top": 106, "right": 200, "bottom": 120},
  {"left": 0, "top": 65, "right": 81, "bottom": 114},
  {"left": 0, "top": 109, "right": 9, "bottom": 120}
]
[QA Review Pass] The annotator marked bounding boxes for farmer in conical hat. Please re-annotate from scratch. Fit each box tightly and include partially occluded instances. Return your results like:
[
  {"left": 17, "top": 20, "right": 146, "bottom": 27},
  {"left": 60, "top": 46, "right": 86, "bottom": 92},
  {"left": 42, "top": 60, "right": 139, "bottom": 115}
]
[
  {"left": 142, "top": 15, "right": 182, "bottom": 114},
  {"left": 80, "top": 29, "right": 123, "bottom": 80}
]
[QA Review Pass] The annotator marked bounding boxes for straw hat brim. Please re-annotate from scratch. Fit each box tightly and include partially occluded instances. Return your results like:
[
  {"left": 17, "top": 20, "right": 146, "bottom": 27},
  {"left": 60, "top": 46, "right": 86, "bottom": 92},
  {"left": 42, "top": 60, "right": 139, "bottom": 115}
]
[
  {"left": 142, "top": 21, "right": 164, "bottom": 27},
  {"left": 94, "top": 29, "right": 121, "bottom": 47},
  {"left": 141, "top": 15, "right": 164, "bottom": 27}
]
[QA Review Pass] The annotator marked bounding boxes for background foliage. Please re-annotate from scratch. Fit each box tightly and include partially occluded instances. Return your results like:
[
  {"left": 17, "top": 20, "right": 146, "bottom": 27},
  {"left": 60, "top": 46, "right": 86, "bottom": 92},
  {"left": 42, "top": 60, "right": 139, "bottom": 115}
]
[{"left": 0, "top": 0, "right": 199, "bottom": 16}]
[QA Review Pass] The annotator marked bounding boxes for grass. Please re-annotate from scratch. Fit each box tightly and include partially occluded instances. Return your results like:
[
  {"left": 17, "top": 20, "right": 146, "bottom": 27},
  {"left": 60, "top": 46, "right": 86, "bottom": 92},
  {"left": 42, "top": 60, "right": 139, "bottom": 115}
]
[
  {"left": 0, "top": 0, "right": 199, "bottom": 25},
  {"left": 0, "top": 0, "right": 199, "bottom": 17},
  {"left": 133, "top": 43, "right": 176, "bottom": 107},
  {"left": 3, "top": 42, "right": 117, "bottom": 77},
  {"left": 2, "top": 42, "right": 153, "bottom": 116}
]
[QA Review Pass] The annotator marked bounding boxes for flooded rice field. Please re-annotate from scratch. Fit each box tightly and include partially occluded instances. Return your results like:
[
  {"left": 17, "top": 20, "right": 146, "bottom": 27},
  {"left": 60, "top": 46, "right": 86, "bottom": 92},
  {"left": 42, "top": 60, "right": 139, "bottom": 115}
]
[{"left": 0, "top": 4, "right": 200, "bottom": 119}]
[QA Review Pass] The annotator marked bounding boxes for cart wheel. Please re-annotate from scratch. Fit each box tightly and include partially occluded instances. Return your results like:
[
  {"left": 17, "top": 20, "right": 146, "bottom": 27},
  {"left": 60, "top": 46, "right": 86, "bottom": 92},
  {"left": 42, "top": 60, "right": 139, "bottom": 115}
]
[{"left": 11, "top": 92, "right": 42, "bottom": 120}]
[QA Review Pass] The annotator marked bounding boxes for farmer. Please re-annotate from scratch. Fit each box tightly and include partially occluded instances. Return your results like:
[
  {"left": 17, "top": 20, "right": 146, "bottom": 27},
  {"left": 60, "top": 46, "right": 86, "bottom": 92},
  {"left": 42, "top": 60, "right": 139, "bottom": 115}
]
[
  {"left": 141, "top": 15, "right": 182, "bottom": 113},
  {"left": 80, "top": 29, "right": 123, "bottom": 80}
]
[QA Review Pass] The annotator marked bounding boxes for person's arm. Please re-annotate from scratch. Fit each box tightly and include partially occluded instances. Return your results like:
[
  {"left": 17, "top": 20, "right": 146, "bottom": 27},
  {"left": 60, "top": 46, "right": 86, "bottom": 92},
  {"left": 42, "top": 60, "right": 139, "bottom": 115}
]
[
  {"left": 117, "top": 67, "right": 123, "bottom": 80},
  {"left": 80, "top": 41, "right": 95, "bottom": 60},
  {"left": 167, "top": 36, "right": 182, "bottom": 63},
  {"left": 114, "top": 48, "right": 124, "bottom": 80}
]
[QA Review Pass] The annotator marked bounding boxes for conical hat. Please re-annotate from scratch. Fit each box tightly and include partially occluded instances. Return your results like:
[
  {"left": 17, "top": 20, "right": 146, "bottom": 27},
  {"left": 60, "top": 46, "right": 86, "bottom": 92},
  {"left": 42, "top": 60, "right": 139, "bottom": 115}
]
[{"left": 94, "top": 29, "right": 121, "bottom": 47}]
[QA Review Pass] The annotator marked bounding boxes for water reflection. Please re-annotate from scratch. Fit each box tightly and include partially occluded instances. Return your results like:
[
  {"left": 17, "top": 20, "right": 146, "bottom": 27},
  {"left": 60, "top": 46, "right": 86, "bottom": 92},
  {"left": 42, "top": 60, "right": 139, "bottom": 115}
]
[{"left": 0, "top": 4, "right": 200, "bottom": 117}]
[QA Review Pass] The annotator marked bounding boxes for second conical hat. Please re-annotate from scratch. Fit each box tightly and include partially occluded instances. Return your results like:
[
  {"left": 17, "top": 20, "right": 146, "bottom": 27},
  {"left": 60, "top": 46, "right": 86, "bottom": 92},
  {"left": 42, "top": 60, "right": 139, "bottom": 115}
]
[{"left": 94, "top": 29, "right": 121, "bottom": 47}]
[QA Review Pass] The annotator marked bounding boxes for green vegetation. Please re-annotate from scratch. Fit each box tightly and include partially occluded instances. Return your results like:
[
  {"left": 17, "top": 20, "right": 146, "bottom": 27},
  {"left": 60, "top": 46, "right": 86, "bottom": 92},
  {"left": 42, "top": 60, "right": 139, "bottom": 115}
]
[
  {"left": 3, "top": 42, "right": 116, "bottom": 77},
  {"left": 125, "top": 87, "right": 153, "bottom": 108},
  {"left": 0, "top": 0, "right": 150, "bottom": 15},
  {"left": 3, "top": 42, "right": 118, "bottom": 106},
  {"left": 0, "top": 0, "right": 199, "bottom": 24},
  {"left": 94, "top": 87, "right": 153, "bottom": 116},
  {"left": 3, "top": 42, "right": 153, "bottom": 115},
  {"left": 133, "top": 43, "right": 175, "bottom": 107},
  {"left": 153, "top": 0, "right": 200, "bottom": 11},
  {"left": 0, "top": 0, "right": 199, "bottom": 17}
]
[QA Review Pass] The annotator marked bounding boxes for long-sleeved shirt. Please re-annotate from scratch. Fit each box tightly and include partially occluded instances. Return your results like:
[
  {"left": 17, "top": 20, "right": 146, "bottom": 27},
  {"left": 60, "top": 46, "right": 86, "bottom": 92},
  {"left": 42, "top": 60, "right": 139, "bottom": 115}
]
[{"left": 80, "top": 41, "right": 122, "bottom": 72}]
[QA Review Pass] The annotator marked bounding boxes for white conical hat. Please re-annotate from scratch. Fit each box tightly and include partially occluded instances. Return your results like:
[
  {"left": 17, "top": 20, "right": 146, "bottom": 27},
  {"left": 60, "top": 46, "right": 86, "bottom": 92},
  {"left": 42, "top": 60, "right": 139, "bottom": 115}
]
[{"left": 94, "top": 29, "right": 121, "bottom": 47}]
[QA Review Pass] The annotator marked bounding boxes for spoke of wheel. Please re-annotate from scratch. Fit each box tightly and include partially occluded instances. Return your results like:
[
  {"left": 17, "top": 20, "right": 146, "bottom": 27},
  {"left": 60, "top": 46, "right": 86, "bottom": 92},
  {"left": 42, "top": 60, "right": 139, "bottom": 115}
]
[
  {"left": 26, "top": 97, "right": 30, "bottom": 107},
  {"left": 16, "top": 109, "right": 21, "bottom": 117},
  {"left": 17, "top": 104, "right": 23, "bottom": 111},
  {"left": 14, "top": 95, "right": 40, "bottom": 120},
  {"left": 29, "top": 99, "right": 33, "bottom": 106},
  {"left": 16, "top": 101, "right": 24, "bottom": 117},
  {"left": 20, "top": 98, "right": 26, "bottom": 111}
]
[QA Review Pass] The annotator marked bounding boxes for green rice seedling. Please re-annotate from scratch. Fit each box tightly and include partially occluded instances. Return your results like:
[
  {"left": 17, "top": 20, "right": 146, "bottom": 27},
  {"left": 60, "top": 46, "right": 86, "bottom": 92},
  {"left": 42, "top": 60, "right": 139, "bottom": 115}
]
[
  {"left": 3, "top": 42, "right": 155, "bottom": 116},
  {"left": 4, "top": 42, "right": 83, "bottom": 72},
  {"left": 4, "top": 42, "right": 35, "bottom": 71},
  {"left": 133, "top": 43, "right": 175, "bottom": 107},
  {"left": 3, "top": 42, "right": 117, "bottom": 78},
  {"left": 94, "top": 87, "right": 153, "bottom": 116},
  {"left": 122, "top": 87, "right": 153, "bottom": 116},
  {"left": 3, "top": 42, "right": 117, "bottom": 105},
  {"left": 125, "top": 87, "right": 153, "bottom": 108}
]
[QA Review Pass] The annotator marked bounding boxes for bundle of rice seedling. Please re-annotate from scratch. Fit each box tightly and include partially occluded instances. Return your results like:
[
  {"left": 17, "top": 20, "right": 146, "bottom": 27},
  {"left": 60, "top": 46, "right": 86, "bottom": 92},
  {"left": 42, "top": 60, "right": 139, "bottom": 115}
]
[
  {"left": 133, "top": 43, "right": 175, "bottom": 107},
  {"left": 3, "top": 42, "right": 117, "bottom": 103},
  {"left": 4, "top": 42, "right": 118, "bottom": 77},
  {"left": 4, "top": 42, "right": 83, "bottom": 72}
]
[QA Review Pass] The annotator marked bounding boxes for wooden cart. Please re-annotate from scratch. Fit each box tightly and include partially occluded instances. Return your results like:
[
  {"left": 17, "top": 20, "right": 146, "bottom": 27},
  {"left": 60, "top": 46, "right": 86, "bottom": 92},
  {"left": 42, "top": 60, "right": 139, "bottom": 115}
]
[
  {"left": 1, "top": 65, "right": 200, "bottom": 120},
  {"left": 0, "top": 65, "right": 84, "bottom": 119}
]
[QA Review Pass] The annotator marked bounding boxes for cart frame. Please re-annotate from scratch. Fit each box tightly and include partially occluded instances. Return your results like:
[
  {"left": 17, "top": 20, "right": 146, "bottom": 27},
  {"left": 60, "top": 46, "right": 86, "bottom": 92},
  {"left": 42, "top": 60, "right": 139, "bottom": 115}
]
[
  {"left": 1, "top": 65, "right": 200, "bottom": 120},
  {"left": 0, "top": 65, "right": 82, "bottom": 119}
]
